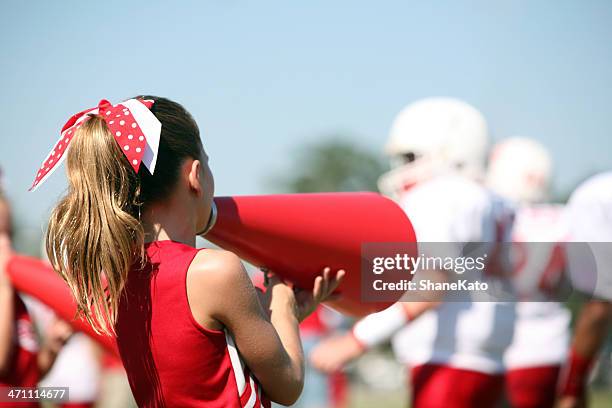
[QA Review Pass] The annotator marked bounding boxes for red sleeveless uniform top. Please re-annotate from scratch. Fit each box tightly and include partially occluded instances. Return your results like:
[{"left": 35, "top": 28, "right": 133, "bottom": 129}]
[
  {"left": 0, "top": 295, "right": 40, "bottom": 408},
  {"left": 116, "top": 240, "right": 270, "bottom": 408}
]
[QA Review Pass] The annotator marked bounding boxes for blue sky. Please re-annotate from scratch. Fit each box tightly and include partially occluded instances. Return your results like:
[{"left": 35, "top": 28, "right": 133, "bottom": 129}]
[{"left": 1, "top": 1, "right": 611, "bottom": 234}]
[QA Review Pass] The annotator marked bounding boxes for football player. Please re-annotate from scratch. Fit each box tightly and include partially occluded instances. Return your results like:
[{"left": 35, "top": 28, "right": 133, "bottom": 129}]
[
  {"left": 487, "top": 137, "right": 571, "bottom": 408},
  {"left": 311, "top": 98, "right": 515, "bottom": 408}
]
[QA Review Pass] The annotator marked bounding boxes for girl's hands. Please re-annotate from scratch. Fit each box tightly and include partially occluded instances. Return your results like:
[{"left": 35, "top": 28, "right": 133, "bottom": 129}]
[
  {"left": 261, "top": 267, "right": 345, "bottom": 322},
  {"left": 294, "top": 267, "right": 345, "bottom": 322}
]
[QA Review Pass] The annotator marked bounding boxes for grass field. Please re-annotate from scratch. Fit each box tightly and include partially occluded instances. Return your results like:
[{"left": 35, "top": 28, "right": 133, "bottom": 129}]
[{"left": 348, "top": 386, "right": 612, "bottom": 408}]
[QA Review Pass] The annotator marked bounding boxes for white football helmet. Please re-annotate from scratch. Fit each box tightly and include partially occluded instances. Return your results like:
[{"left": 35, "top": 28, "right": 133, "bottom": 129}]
[
  {"left": 486, "top": 137, "right": 553, "bottom": 204},
  {"left": 378, "top": 97, "right": 489, "bottom": 199}
]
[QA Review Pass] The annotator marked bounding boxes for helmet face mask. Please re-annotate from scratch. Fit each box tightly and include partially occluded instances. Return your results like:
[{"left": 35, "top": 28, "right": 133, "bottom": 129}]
[
  {"left": 378, "top": 97, "right": 489, "bottom": 200},
  {"left": 379, "top": 152, "right": 444, "bottom": 199},
  {"left": 390, "top": 151, "right": 420, "bottom": 169}
]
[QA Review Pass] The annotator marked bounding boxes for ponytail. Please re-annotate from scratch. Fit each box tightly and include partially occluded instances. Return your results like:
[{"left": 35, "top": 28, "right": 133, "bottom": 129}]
[{"left": 46, "top": 115, "right": 143, "bottom": 335}]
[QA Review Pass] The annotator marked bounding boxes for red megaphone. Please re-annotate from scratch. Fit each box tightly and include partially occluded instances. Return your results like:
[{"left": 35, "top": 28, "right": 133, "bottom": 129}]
[
  {"left": 7, "top": 255, "right": 118, "bottom": 355},
  {"left": 7, "top": 192, "right": 414, "bottom": 346},
  {"left": 204, "top": 192, "right": 417, "bottom": 317}
]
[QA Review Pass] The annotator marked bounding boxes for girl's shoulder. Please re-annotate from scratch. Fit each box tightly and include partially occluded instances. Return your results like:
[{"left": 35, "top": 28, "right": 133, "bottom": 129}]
[
  {"left": 188, "top": 248, "right": 246, "bottom": 284},
  {"left": 186, "top": 248, "right": 255, "bottom": 327},
  {"left": 188, "top": 248, "right": 255, "bottom": 304}
]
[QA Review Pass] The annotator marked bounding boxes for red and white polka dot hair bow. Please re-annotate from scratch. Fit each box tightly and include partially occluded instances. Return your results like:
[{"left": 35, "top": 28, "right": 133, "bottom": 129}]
[{"left": 30, "top": 98, "right": 162, "bottom": 191}]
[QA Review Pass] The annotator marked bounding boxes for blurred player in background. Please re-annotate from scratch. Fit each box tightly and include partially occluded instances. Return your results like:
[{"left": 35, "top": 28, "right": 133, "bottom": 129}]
[
  {"left": 0, "top": 170, "right": 72, "bottom": 408},
  {"left": 487, "top": 137, "right": 572, "bottom": 408},
  {"left": 312, "top": 98, "right": 516, "bottom": 408},
  {"left": 20, "top": 242, "right": 103, "bottom": 408},
  {"left": 557, "top": 172, "right": 612, "bottom": 408},
  {"left": 24, "top": 297, "right": 101, "bottom": 408}
]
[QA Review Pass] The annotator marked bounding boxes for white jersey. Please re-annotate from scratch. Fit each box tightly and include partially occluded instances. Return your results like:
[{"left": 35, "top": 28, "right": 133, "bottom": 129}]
[
  {"left": 357, "top": 173, "right": 515, "bottom": 374},
  {"left": 504, "top": 205, "right": 571, "bottom": 369},
  {"left": 566, "top": 172, "right": 612, "bottom": 301}
]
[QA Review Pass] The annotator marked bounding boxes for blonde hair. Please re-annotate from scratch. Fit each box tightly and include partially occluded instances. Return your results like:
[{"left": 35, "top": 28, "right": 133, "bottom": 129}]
[
  {"left": 46, "top": 116, "right": 143, "bottom": 335},
  {"left": 45, "top": 96, "right": 202, "bottom": 336}
]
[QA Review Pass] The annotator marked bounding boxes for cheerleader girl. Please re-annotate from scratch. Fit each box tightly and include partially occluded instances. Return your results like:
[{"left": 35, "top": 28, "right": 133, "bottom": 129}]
[{"left": 35, "top": 96, "right": 344, "bottom": 407}]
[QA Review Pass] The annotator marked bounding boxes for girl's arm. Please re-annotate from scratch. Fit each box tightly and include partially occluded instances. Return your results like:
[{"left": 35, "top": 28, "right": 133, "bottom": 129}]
[
  {"left": 0, "top": 234, "right": 15, "bottom": 377},
  {"left": 187, "top": 249, "right": 343, "bottom": 406}
]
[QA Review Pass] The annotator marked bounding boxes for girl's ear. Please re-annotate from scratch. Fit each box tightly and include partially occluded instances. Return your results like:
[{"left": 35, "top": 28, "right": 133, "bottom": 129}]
[{"left": 188, "top": 159, "right": 202, "bottom": 196}]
